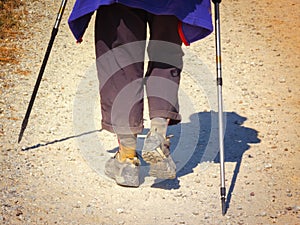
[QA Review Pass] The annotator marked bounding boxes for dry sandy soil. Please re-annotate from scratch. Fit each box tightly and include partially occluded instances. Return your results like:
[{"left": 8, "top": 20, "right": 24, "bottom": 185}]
[{"left": 1, "top": 0, "right": 299, "bottom": 224}]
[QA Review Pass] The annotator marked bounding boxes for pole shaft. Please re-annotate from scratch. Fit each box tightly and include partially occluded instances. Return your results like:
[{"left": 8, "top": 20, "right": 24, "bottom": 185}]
[
  {"left": 213, "top": 1, "right": 226, "bottom": 215},
  {"left": 215, "top": 2, "right": 225, "bottom": 189},
  {"left": 18, "top": 0, "right": 68, "bottom": 143}
]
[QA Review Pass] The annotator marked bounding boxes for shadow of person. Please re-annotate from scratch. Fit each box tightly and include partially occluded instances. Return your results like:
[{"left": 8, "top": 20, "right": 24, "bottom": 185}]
[
  {"left": 213, "top": 112, "right": 261, "bottom": 211},
  {"left": 151, "top": 111, "right": 261, "bottom": 210}
]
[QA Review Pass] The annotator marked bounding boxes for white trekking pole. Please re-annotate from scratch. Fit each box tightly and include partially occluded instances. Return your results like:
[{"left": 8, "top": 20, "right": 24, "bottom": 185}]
[{"left": 212, "top": 0, "right": 226, "bottom": 215}]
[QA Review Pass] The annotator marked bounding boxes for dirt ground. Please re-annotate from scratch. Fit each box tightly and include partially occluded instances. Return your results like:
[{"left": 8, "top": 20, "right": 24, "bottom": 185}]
[{"left": 1, "top": 0, "right": 299, "bottom": 224}]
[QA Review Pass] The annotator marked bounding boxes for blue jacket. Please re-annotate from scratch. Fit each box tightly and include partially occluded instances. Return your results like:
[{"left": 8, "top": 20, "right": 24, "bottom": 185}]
[{"left": 68, "top": 0, "right": 213, "bottom": 45}]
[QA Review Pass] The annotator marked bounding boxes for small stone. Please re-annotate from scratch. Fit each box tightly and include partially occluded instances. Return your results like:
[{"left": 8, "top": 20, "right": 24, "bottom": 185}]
[
  {"left": 245, "top": 180, "right": 251, "bottom": 185},
  {"left": 287, "top": 193, "right": 292, "bottom": 197},
  {"left": 117, "top": 208, "right": 124, "bottom": 214},
  {"left": 279, "top": 210, "right": 287, "bottom": 215},
  {"left": 73, "top": 203, "right": 81, "bottom": 208},
  {"left": 194, "top": 178, "right": 201, "bottom": 183},
  {"left": 234, "top": 120, "right": 243, "bottom": 125},
  {"left": 174, "top": 192, "right": 183, "bottom": 197},
  {"left": 73, "top": 201, "right": 81, "bottom": 209},
  {"left": 279, "top": 78, "right": 286, "bottom": 83},
  {"left": 260, "top": 211, "right": 267, "bottom": 217},
  {"left": 264, "top": 163, "right": 272, "bottom": 169},
  {"left": 16, "top": 209, "right": 23, "bottom": 217},
  {"left": 293, "top": 205, "right": 300, "bottom": 212},
  {"left": 250, "top": 192, "right": 255, "bottom": 196},
  {"left": 192, "top": 211, "right": 199, "bottom": 216}
]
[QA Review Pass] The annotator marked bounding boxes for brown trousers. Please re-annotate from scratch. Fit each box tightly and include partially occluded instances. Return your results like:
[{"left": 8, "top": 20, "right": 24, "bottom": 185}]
[{"left": 95, "top": 3, "right": 183, "bottom": 134}]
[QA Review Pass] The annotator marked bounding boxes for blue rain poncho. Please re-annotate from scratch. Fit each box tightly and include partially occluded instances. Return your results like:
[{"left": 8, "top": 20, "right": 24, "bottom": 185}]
[{"left": 68, "top": 0, "right": 213, "bottom": 45}]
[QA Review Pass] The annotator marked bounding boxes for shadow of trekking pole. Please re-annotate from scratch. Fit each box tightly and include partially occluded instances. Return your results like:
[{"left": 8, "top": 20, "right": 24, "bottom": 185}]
[{"left": 153, "top": 111, "right": 260, "bottom": 213}]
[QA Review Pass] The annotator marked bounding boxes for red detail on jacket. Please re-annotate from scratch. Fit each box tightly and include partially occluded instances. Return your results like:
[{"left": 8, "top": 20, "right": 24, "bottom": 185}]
[{"left": 178, "top": 21, "right": 190, "bottom": 46}]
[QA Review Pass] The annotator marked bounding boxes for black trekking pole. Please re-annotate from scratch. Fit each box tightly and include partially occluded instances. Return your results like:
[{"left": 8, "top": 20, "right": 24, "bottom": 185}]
[
  {"left": 212, "top": 0, "right": 226, "bottom": 215},
  {"left": 18, "top": 0, "right": 68, "bottom": 143}
]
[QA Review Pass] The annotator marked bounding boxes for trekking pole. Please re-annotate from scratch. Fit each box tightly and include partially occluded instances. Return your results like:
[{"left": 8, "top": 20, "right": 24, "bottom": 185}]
[
  {"left": 18, "top": 0, "right": 68, "bottom": 143},
  {"left": 212, "top": 0, "right": 226, "bottom": 215}
]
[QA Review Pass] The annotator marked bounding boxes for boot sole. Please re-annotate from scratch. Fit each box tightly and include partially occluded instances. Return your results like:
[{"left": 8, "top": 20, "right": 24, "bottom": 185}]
[
  {"left": 105, "top": 170, "right": 139, "bottom": 187},
  {"left": 149, "top": 166, "right": 176, "bottom": 179},
  {"left": 142, "top": 150, "right": 176, "bottom": 179},
  {"left": 105, "top": 158, "right": 140, "bottom": 187},
  {"left": 142, "top": 149, "right": 165, "bottom": 164}
]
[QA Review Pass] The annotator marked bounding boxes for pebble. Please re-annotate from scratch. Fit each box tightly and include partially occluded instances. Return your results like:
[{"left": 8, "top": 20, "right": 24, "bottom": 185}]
[
  {"left": 174, "top": 192, "right": 183, "bottom": 197},
  {"left": 16, "top": 209, "right": 23, "bottom": 216},
  {"left": 117, "top": 208, "right": 124, "bottom": 214},
  {"left": 293, "top": 205, "right": 300, "bottom": 212},
  {"left": 260, "top": 211, "right": 267, "bottom": 217},
  {"left": 278, "top": 210, "right": 287, "bottom": 215},
  {"left": 194, "top": 178, "right": 201, "bottom": 184},
  {"left": 73, "top": 202, "right": 81, "bottom": 208},
  {"left": 279, "top": 78, "right": 286, "bottom": 83},
  {"left": 192, "top": 211, "right": 199, "bottom": 216},
  {"left": 211, "top": 174, "right": 218, "bottom": 178},
  {"left": 264, "top": 163, "right": 272, "bottom": 169},
  {"left": 244, "top": 180, "right": 251, "bottom": 185}
]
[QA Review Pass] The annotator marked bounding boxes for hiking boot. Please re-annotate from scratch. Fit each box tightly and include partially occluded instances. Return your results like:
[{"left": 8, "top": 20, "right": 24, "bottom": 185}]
[
  {"left": 142, "top": 131, "right": 176, "bottom": 179},
  {"left": 105, "top": 151, "right": 140, "bottom": 187}
]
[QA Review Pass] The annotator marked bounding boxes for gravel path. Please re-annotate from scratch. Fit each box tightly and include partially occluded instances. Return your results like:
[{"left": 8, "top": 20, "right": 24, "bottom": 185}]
[{"left": 1, "top": 0, "right": 299, "bottom": 224}]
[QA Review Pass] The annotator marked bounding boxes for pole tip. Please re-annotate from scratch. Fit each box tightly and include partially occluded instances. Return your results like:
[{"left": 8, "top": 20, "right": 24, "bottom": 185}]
[
  {"left": 221, "top": 198, "right": 226, "bottom": 215},
  {"left": 18, "top": 129, "right": 24, "bottom": 143}
]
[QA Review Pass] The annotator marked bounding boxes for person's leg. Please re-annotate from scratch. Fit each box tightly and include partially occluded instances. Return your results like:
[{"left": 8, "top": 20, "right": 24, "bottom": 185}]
[
  {"left": 95, "top": 4, "right": 147, "bottom": 138},
  {"left": 146, "top": 14, "right": 183, "bottom": 130},
  {"left": 94, "top": 4, "right": 147, "bottom": 186},
  {"left": 142, "top": 14, "right": 183, "bottom": 179}
]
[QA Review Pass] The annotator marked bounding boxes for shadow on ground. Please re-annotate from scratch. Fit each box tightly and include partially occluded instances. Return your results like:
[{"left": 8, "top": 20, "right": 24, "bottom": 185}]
[
  {"left": 151, "top": 111, "right": 260, "bottom": 211},
  {"left": 21, "top": 111, "right": 260, "bottom": 212}
]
